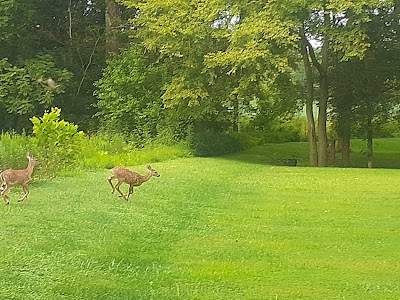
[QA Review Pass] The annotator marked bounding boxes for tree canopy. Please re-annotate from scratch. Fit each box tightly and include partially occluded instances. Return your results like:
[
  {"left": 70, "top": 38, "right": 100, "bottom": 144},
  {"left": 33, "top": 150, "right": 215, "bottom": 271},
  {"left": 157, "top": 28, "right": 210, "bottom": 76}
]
[{"left": 0, "top": 0, "right": 399, "bottom": 166}]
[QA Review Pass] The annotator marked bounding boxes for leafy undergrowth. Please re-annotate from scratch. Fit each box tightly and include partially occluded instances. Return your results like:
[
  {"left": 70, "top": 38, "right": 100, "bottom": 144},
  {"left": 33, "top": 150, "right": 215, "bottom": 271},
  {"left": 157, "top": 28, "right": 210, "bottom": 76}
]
[{"left": 0, "top": 158, "right": 399, "bottom": 299}]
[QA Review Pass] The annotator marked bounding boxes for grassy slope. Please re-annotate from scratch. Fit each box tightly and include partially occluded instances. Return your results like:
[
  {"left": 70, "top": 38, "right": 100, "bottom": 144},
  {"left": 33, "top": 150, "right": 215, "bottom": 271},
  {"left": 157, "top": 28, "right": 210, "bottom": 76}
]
[
  {"left": 234, "top": 137, "right": 400, "bottom": 169},
  {"left": 0, "top": 152, "right": 399, "bottom": 299}
]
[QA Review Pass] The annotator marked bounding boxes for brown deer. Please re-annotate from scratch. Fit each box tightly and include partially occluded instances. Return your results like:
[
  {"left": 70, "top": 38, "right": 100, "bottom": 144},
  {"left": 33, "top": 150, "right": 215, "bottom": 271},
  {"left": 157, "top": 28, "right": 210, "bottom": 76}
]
[
  {"left": 0, "top": 152, "right": 38, "bottom": 205},
  {"left": 108, "top": 165, "right": 160, "bottom": 200}
]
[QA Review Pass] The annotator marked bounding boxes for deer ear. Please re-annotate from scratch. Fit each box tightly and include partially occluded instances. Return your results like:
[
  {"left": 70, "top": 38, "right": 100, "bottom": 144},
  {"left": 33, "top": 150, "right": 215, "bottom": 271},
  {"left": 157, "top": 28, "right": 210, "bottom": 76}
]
[{"left": 146, "top": 165, "right": 151, "bottom": 169}]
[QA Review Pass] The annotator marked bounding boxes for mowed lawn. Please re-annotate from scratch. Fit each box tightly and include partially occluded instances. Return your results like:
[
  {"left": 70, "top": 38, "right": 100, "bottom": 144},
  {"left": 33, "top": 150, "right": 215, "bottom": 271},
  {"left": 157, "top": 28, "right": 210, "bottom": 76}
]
[{"left": 0, "top": 158, "right": 399, "bottom": 299}]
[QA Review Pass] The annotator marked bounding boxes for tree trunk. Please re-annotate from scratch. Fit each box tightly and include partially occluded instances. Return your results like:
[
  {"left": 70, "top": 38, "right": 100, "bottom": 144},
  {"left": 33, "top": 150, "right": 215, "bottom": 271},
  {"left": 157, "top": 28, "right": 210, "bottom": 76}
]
[
  {"left": 339, "top": 133, "right": 351, "bottom": 167},
  {"left": 105, "top": 0, "right": 122, "bottom": 57},
  {"left": 316, "top": 14, "right": 330, "bottom": 167},
  {"left": 317, "top": 70, "right": 328, "bottom": 167},
  {"left": 300, "top": 27, "right": 318, "bottom": 167},
  {"left": 232, "top": 97, "right": 239, "bottom": 133},
  {"left": 367, "top": 117, "right": 373, "bottom": 168},
  {"left": 302, "top": 15, "right": 330, "bottom": 167},
  {"left": 337, "top": 105, "right": 352, "bottom": 167},
  {"left": 327, "top": 139, "right": 336, "bottom": 163},
  {"left": 306, "top": 98, "right": 318, "bottom": 166}
]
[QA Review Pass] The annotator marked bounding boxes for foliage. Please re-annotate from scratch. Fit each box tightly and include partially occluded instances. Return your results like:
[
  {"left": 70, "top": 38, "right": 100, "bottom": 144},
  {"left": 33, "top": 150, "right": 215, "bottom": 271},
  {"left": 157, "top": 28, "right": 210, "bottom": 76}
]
[
  {"left": 188, "top": 130, "right": 244, "bottom": 157},
  {"left": 330, "top": 3, "right": 400, "bottom": 158},
  {"left": 81, "top": 143, "right": 191, "bottom": 170},
  {"left": 121, "top": 0, "right": 302, "bottom": 136},
  {"left": 0, "top": 0, "right": 106, "bottom": 132},
  {"left": 0, "top": 0, "right": 14, "bottom": 29},
  {"left": 95, "top": 44, "right": 166, "bottom": 145},
  {"left": 30, "top": 107, "right": 84, "bottom": 178},
  {"left": 0, "top": 131, "right": 33, "bottom": 170},
  {"left": 78, "top": 132, "right": 191, "bottom": 170},
  {"left": 0, "top": 128, "right": 191, "bottom": 177},
  {"left": 0, "top": 55, "right": 72, "bottom": 131},
  {"left": 0, "top": 0, "right": 399, "bottom": 162}
]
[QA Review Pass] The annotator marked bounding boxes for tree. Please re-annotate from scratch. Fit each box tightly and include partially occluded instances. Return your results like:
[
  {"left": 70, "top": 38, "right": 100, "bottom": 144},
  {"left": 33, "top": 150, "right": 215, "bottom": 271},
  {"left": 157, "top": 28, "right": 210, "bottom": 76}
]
[
  {"left": 0, "top": 55, "right": 72, "bottom": 131},
  {"left": 0, "top": 0, "right": 107, "bottom": 131},
  {"left": 296, "top": 1, "right": 394, "bottom": 166},
  {"left": 330, "top": 2, "right": 400, "bottom": 167},
  {"left": 106, "top": 0, "right": 129, "bottom": 57},
  {"left": 95, "top": 44, "right": 166, "bottom": 143},
  {"left": 117, "top": 0, "right": 300, "bottom": 138}
]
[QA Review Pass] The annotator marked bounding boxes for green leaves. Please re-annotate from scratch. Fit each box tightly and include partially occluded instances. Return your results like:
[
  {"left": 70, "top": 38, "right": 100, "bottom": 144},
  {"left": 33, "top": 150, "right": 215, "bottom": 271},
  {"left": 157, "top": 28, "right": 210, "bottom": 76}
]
[
  {"left": 0, "top": 55, "right": 72, "bottom": 116},
  {"left": 95, "top": 44, "right": 165, "bottom": 142},
  {"left": 30, "top": 107, "right": 84, "bottom": 178},
  {"left": 0, "top": 0, "right": 14, "bottom": 28}
]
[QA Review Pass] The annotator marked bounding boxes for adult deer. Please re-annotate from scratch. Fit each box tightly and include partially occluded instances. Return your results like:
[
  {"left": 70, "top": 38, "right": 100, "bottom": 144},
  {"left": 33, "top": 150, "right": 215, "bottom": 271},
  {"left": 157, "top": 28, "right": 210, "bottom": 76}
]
[
  {"left": 0, "top": 152, "right": 38, "bottom": 205},
  {"left": 108, "top": 165, "right": 160, "bottom": 200}
]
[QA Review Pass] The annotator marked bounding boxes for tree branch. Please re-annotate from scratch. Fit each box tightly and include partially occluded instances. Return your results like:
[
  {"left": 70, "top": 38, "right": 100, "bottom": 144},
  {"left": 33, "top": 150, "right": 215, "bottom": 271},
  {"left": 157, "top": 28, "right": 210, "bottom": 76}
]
[
  {"left": 75, "top": 35, "right": 101, "bottom": 97},
  {"left": 68, "top": 0, "right": 72, "bottom": 39}
]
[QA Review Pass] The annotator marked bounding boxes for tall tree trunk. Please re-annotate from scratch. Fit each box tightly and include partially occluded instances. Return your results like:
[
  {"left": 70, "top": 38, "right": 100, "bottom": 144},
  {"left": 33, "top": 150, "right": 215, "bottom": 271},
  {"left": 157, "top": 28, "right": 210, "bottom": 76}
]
[
  {"left": 300, "top": 27, "right": 318, "bottom": 167},
  {"left": 105, "top": 0, "right": 122, "bottom": 58},
  {"left": 232, "top": 97, "right": 239, "bottom": 133},
  {"left": 301, "top": 13, "right": 330, "bottom": 167},
  {"left": 317, "top": 37, "right": 329, "bottom": 167},
  {"left": 338, "top": 126, "right": 351, "bottom": 167},
  {"left": 366, "top": 117, "right": 373, "bottom": 168},
  {"left": 306, "top": 97, "right": 318, "bottom": 166},
  {"left": 337, "top": 101, "right": 352, "bottom": 167}
]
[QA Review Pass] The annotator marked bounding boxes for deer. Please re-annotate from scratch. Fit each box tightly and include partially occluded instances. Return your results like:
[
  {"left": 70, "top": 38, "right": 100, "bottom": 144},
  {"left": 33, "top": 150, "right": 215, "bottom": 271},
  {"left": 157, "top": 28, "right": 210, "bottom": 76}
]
[
  {"left": 108, "top": 165, "right": 160, "bottom": 200},
  {"left": 0, "top": 152, "right": 38, "bottom": 205}
]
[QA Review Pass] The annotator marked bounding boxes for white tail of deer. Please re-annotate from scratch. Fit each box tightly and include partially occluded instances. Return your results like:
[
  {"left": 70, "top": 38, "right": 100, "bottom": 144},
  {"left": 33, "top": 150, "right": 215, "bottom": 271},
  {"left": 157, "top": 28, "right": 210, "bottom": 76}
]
[
  {"left": 108, "top": 165, "right": 160, "bottom": 200},
  {"left": 0, "top": 152, "right": 38, "bottom": 205}
]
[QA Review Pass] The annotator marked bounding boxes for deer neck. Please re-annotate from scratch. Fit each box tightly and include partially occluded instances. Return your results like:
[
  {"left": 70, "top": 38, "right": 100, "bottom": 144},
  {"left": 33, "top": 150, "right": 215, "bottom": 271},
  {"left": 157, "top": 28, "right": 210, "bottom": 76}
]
[
  {"left": 141, "top": 171, "right": 153, "bottom": 183},
  {"left": 26, "top": 160, "right": 36, "bottom": 176}
]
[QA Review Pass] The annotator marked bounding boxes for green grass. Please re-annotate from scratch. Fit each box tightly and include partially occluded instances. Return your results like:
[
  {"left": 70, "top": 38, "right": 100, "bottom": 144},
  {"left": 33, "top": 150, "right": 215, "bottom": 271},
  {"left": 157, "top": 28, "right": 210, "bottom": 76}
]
[
  {"left": 231, "top": 137, "right": 400, "bottom": 169},
  {"left": 0, "top": 156, "right": 399, "bottom": 299}
]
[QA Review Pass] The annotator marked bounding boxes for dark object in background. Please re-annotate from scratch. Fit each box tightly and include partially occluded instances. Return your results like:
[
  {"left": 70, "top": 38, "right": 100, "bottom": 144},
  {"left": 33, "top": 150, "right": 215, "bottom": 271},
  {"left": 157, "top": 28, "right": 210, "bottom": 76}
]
[{"left": 283, "top": 159, "right": 297, "bottom": 166}]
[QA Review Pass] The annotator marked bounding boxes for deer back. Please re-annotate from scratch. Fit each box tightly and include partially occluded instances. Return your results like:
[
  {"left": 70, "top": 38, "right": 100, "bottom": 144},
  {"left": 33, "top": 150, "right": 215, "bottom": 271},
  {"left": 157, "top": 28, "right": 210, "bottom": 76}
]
[
  {"left": 1, "top": 169, "right": 32, "bottom": 185},
  {"left": 1, "top": 152, "right": 38, "bottom": 186},
  {"left": 111, "top": 167, "right": 142, "bottom": 185}
]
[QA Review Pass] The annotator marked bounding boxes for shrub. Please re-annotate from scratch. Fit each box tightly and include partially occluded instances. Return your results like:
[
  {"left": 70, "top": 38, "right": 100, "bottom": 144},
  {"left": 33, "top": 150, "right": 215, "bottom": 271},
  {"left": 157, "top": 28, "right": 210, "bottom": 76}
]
[
  {"left": 82, "top": 144, "right": 192, "bottom": 169},
  {"left": 0, "top": 132, "right": 34, "bottom": 170},
  {"left": 30, "top": 107, "right": 84, "bottom": 178},
  {"left": 189, "top": 131, "right": 244, "bottom": 157}
]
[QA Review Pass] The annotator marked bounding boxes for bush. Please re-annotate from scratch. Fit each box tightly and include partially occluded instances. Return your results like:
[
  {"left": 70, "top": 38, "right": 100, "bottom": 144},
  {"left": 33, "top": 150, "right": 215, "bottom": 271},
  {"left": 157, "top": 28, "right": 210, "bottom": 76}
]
[
  {"left": 189, "top": 131, "right": 244, "bottom": 157},
  {"left": 0, "top": 132, "right": 34, "bottom": 170},
  {"left": 30, "top": 107, "right": 85, "bottom": 178},
  {"left": 262, "top": 118, "right": 306, "bottom": 143},
  {"left": 82, "top": 144, "right": 192, "bottom": 169}
]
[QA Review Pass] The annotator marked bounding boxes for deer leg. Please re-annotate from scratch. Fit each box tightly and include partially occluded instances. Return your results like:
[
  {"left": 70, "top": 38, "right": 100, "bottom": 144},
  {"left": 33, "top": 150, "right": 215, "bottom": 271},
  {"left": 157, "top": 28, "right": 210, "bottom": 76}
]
[
  {"left": 127, "top": 184, "right": 134, "bottom": 199},
  {"left": 1, "top": 185, "right": 10, "bottom": 205},
  {"left": 114, "top": 180, "right": 127, "bottom": 200},
  {"left": 108, "top": 176, "right": 116, "bottom": 193},
  {"left": 18, "top": 184, "right": 29, "bottom": 202}
]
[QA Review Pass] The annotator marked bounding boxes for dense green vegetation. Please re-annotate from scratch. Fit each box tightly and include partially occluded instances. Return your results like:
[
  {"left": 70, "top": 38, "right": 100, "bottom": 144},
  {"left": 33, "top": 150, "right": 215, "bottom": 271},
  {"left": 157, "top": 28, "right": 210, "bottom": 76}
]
[
  {"left": 1, "top": 0, "right": 399, "bottom": 168},
  {"left": 1, "top": 2, "right": 399, "bottom": 298},
  {"left": 0, "top": 155, "right": 399, "bottom": 299}
]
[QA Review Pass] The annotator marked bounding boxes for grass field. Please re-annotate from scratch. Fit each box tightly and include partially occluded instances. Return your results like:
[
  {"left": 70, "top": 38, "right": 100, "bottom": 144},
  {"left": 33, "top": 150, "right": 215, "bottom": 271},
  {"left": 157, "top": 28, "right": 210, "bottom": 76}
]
[
  {"left": 0, "top": 151, "right": 399, "bottom": 299},
  {"left": 229, "top": 137, "right": 400, "bottom": 169}
]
